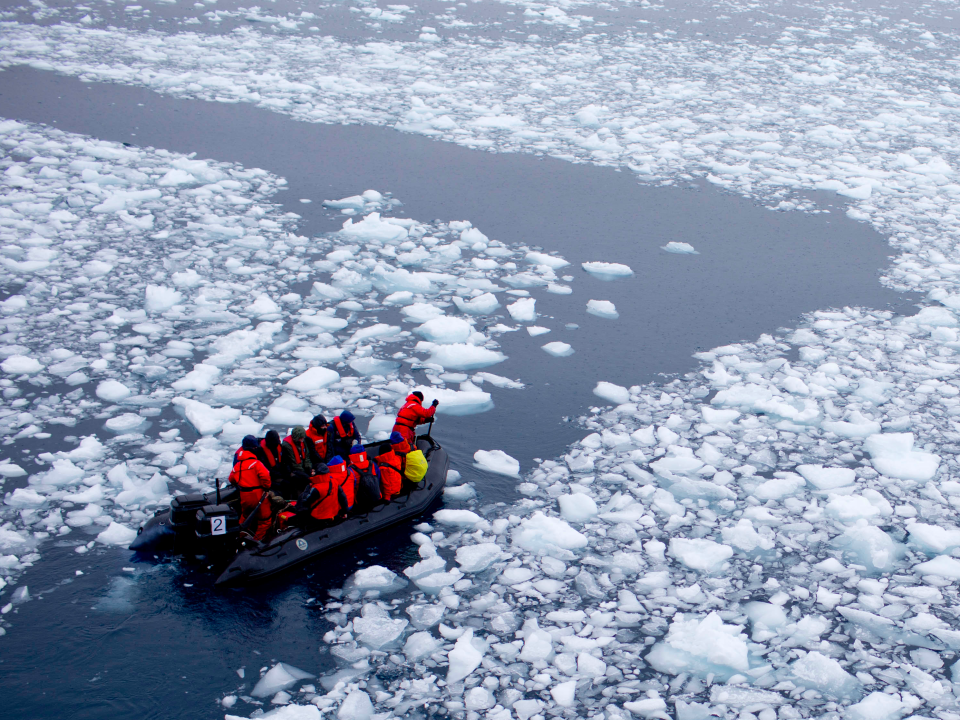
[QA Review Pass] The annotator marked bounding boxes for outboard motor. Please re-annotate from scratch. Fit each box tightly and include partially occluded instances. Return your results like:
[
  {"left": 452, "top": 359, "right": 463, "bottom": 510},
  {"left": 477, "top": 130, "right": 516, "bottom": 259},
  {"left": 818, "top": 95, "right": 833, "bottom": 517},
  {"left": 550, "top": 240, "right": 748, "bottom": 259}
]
[
  {"left": 194, "top": 503, "right": 240, "bottom": 557},
  {"left": 130, "top": 493, "right": 208, "bottom": 553}
]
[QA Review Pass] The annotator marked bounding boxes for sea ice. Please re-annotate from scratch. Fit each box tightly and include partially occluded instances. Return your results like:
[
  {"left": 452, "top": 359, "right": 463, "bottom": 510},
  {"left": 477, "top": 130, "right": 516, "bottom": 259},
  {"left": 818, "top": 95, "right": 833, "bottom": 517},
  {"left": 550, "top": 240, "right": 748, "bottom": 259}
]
[
  {"left": 1, "top": 355, "right": 42, "bottom": 374},
  {"left": 344, "top": 566, "right": 407, "bottom": 593},
  {"left": 251, "top": 663, "right": 314, "bottom": 698},
  {"left": 455, "top": 543, "right": 504, "bottom": 573},
  {"left": 473, "top": 450, "right": 520, "bottom": 477},
  {"left": 586, "top": 299, "right": 618, "bottom": 319},
  {"left": 96, "top": 380, "right": 132, "bottom": 402},
  {"left": 506, "top": 298, "right": 536, "bottom": 322},
  {"left": 669, "top": 538, "right": 733, "bottom": 573},
  {"left": 525, "top": 252, "right": 569, "bottom": 269},
  {"left": 789, "top": 651, "right": 862, "bottom": 699},
  {"left": 646, "top": 613, "right": 750, "bottom": 680},
  {"left": 415, "top": 317, "right": 473, "bottom": 344},
  {"left": 593, "top": 381, "right": 630, "bottom": 405},
  {"left": 96, "top": 522, "right": 138, "bottom": 546},
  {"left": 285, "top": 367, "right": 340, "bottom": 392},
  {"left": 661, "top": 241, "right": 698, "bottom": 254},
  {"left": 542, "top": 342, "right": 573, "bottom": 357},
  {"left": 425, "top": 344, "right": 506, "bottom": 370},
  {"left": 446, "top": 629, "right": 485, "bottom": 683},
  {"left": 581, "top": 262, "right": 633, "bottom": 279},
  {"left": 557, "top": 493, "right": 597, "bottom": 523},
  {"left": 452, "top": 293, "right": 499, "bottom": 315},
  {"left": 144, "top": 284, "right": 182, "bottom": 313},
  {"left": 862, "top": 433, "right": 940, "bottom": 481},
  {"left": 514, "top": 512, "right": 587, "bottom": 553},
  {"left": 172, "top": 398, "right": 241, "bottom": 436}
]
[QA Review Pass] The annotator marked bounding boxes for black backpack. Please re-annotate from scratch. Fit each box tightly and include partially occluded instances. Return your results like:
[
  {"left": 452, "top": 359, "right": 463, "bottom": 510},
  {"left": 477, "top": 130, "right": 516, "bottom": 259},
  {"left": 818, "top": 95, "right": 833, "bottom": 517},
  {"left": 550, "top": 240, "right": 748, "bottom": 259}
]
[{"left": 352, "top": 464, "right": 382, "bottom": 512}]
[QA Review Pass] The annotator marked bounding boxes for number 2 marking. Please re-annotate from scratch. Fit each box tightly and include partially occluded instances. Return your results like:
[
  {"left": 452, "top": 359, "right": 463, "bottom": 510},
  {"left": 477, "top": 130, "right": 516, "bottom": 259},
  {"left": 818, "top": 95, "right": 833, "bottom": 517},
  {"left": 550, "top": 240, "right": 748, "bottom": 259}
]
[{"left": 211, "top": 516, "right": 226, "bottom": 536}]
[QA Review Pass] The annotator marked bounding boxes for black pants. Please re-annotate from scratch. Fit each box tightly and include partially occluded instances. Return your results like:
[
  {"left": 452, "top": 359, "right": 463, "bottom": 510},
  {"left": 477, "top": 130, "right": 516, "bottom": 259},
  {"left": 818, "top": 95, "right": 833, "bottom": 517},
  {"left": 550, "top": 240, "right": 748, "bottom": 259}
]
[{"left": 273, "top": 471, "right": 309, "bottom": 500}]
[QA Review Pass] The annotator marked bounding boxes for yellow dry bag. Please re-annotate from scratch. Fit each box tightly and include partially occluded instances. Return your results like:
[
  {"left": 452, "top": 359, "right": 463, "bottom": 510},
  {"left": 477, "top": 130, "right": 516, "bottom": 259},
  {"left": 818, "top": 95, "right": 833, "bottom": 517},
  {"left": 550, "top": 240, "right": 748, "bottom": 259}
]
[{"left": 404, "top": 449, "right": 428, "bottom": 483}]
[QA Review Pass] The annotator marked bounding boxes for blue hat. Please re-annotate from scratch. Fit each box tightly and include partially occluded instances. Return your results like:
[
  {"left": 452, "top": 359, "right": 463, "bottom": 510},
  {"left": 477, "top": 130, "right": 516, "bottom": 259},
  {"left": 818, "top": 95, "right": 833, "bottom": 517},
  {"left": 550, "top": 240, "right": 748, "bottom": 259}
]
[
  {"left": 328, "top": 455, "right": 344, "bottom": 466},
  {"left": 340, "top": 410, "right": 355, "bottom": 423},
  {"left": 241, "top": 435, "right": 259, "bottom": 451},
  {"left": 350, "top": 444, "right": 365, "bottom": 455},
  {"left": 390, "top": 431, "right": 404, "bottom": 444}
]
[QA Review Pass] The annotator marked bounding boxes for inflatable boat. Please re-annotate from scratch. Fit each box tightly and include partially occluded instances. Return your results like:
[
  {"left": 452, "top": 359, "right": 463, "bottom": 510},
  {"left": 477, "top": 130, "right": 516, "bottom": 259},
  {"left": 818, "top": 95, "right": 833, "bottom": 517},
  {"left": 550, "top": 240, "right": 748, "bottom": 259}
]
[{"left": 129, "top": 435, "right": 449, "bottom": 585}]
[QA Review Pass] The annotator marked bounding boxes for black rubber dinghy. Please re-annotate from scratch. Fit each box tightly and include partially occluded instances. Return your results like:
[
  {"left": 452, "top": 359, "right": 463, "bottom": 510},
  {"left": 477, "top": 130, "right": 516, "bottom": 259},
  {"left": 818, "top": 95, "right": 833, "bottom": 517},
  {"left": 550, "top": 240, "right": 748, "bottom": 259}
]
[{"left": 129, "top": 435, "right": 449, "bottom": 586}]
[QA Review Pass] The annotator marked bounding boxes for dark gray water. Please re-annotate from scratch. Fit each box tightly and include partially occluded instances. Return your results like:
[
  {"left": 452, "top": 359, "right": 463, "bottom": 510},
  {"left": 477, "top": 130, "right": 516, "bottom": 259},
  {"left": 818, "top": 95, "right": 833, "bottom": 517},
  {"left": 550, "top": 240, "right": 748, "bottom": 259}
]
[
  {"left": 0, "top": 64, "right": 917, "bottom": 720},
  {"left": 0, "top": 65, "right": 914, "bottom": 470}
]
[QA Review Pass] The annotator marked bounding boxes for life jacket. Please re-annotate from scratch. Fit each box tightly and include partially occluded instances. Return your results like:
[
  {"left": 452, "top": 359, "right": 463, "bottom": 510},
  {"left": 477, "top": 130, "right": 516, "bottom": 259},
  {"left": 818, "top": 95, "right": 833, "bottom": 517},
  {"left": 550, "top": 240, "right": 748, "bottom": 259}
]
[
  {"left": 350, "top": 449, "right": 381, "bottom": 510},
  {"left": 393, "top": 395, "right": 434, "bottom": 442},
  {"left": 228, "top": 449, "right": 272, "bottom": 540},
  {"left": 326, "top": 459, "right": 356, "bottom": 513},
  {"left": 375, "top": 449, "right": 405, "bottom": 501},
  {"left": 259, "top": 439, "right": 282, "bottom": 468},
  {"left": 306, "top": 473, "right": 342, "bottom": 521},
  {"left": 305, "top": 424, "right": 328, "bottom": 462},
  {"left": 283, "top": 435, "right": 307, "bottom": 465},
  {"left": 332, "top": 416, "right": 354, "bottom": 442}
]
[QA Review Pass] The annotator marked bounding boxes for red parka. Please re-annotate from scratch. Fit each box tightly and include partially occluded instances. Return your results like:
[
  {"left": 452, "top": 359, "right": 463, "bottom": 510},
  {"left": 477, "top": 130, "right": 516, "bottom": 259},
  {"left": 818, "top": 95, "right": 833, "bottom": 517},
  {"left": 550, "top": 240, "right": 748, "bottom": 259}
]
[
  {"left": 228, "top": 449, "right": 272, "bottom": 540},
  {"left": 392, "top": 394, "right": 436, "bottom": 444}
]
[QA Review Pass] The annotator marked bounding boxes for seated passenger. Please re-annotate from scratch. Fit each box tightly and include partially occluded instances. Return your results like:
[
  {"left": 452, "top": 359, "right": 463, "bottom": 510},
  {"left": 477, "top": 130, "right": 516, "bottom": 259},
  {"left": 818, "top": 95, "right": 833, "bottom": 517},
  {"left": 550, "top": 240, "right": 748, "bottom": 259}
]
[
  {"left": 375, "top": 432, "right": 408, "bottom": 501},
  {"left": 327, "top": 410, "right": 361, "bottom": 461},
  {"left": 228, "top": 435, "right": 274, "bottom": 541},
  {"left": 285, "top": 463, "right": 343, "bottom": 528},
  {"left": 257, "top": 430, "right": 284, "bottom": 482},
  {"left": 280, "top": 425, "right": 312, "bottom": 498},
  {"left": 392, "top": 391, "right": 438, "bottom": 445},
  {"left": 305, "top": 414, "right": 329, "bottom": 467},
  {"left": 327, "top": 455, "right": 357, "bottom": 515},
  {"left": 349, "top": 443, "right": 382, "bottom": 510}
]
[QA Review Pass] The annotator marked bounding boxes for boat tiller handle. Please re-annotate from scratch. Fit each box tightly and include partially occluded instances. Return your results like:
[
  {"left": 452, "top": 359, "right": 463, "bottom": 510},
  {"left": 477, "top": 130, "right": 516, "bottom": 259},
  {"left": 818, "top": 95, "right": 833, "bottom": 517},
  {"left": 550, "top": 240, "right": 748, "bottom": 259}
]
[{"left": 216, "top": 478, "right": 221, "bottom": 505}]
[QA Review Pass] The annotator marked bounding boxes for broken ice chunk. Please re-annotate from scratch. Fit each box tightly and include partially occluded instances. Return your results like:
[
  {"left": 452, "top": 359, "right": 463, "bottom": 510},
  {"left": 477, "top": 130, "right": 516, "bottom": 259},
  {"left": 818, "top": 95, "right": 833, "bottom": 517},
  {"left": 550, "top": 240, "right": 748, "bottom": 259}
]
[
  {"left": 789, "top": 651, "right": 862, "bottom": 700},
  {"left": 473, "top": 450, "right": 520, "bottom": 477},
  {"left": 513, "top": 512, "right": 588, "bottom": 553},
  {"left": 646, "top": 612, "right": 750, "bottom": 681},
  {"left": 862, "top": 433, "right": 940, "bottom": 481},
  {"left": 661, "top": 241, "right": 698, "bottom": 254},
  {"left": 668, "top": 538, "right": 733, "bottom": 573},
  {"left": 581, "top": 261, "right": 634, "bottom": 279},
  {"left": 593, "top": 381, "right": 630, "bottom": 404},
  {"left": 542, "top": 341, "right": 574, "bottom": 357},
  {"left": 455, "top": 543, "right": 504, "bottom": 573},
  {"left": 586, "top": 299, "right": 618, "bottom": 319}
]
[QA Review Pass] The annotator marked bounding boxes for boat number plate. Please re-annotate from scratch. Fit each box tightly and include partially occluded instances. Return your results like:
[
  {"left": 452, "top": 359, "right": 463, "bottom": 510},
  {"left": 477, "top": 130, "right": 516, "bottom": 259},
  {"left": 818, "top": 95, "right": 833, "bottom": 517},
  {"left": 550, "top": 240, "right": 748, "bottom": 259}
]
[
  {"left": 210, "top": 516, "right": 227, "bottom": 536},
  {"left": 296, "top": 538, "right": 308, "bottom": 551}
]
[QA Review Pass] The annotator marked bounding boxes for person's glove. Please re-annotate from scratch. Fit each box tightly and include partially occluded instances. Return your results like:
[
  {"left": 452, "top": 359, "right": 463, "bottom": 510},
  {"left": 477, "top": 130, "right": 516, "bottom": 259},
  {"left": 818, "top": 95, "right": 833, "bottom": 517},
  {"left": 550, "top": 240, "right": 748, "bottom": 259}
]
[{"left": 432, "top": 399, "right": 439, "bottom": 407}]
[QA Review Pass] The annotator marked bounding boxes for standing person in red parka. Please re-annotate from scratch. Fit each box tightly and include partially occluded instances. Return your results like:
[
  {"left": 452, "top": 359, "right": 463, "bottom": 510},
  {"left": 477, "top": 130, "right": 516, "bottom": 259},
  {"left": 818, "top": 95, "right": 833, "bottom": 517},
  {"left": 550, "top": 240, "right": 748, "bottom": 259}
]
[
  {"left": 228, "top": 435, "right": 274, "bottom": 541},
  {"left": 392, "top": 391, "right": 438, "bottom": 445}
]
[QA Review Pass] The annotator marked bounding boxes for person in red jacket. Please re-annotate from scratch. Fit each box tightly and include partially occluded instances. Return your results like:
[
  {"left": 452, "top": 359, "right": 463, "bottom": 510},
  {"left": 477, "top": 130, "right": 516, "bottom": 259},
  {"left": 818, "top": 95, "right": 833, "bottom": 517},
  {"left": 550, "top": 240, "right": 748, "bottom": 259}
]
[
  {"left": 305, "top": 414, "right": 329, "bottom": 466},
  {"left": 326, "top": 410, "right": 361, "bottom": 461},
  {"left": 283, "top": 463, "right": 341, "bottom": 526},
  {"left": 375, "top": 432, "right": 408, "bottom": 501},
  {"left": 392, "top": 391, "right": 438, "bottom": 445},
  {"left": 326, "top": 455, "right": 357, "bottom": 514},
  {"left": 257, "top": 430, "right": 284, "bottom": 483},
  {"left": 228, "top": 435, "right": 274, "bottom": 541}
]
